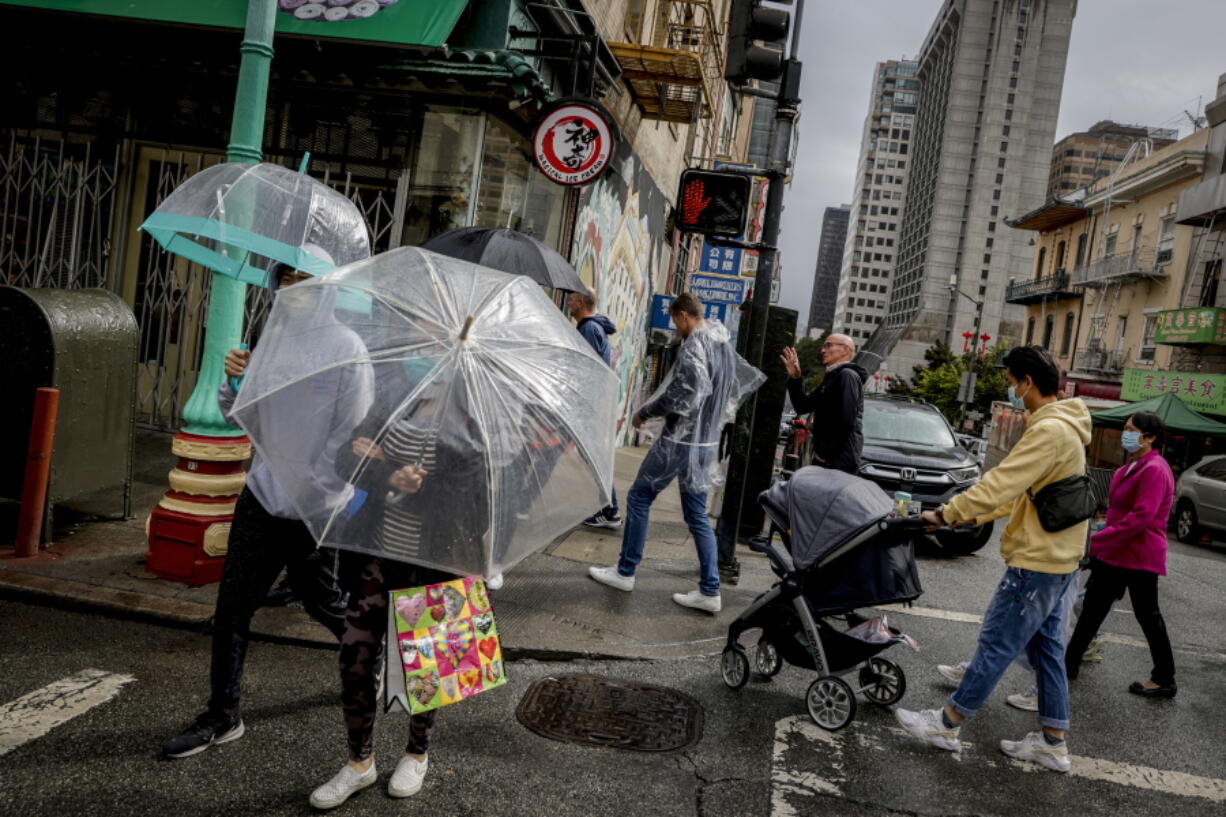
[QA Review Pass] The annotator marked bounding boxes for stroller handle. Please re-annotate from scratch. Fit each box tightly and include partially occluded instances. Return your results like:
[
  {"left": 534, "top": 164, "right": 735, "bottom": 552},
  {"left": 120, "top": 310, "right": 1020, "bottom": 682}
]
[{"left": 883, "top": 516, "right": 932, "bottom": 531}]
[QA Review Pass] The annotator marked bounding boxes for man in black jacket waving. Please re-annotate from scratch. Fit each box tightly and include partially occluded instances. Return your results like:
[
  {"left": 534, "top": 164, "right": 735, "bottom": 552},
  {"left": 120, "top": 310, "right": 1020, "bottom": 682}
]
[{"left": 779, "top": 333, "right": 868, "bottom": 474}]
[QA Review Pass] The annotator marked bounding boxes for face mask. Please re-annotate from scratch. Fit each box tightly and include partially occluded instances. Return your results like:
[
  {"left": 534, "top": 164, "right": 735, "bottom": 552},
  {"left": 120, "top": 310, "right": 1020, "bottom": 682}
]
[
  {"left": 1007, "top": 382, "right": 1029, "bottom": 410},
  {"left": 1121, "top": 430, "right": 1143, "bottom": 452}
]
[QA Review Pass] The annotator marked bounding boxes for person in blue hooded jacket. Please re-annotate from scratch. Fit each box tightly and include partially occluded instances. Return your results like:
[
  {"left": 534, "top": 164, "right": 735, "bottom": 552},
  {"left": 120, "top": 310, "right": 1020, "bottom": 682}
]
[{"left": 568, "top": 290, "right": 622, "bottom": 529}]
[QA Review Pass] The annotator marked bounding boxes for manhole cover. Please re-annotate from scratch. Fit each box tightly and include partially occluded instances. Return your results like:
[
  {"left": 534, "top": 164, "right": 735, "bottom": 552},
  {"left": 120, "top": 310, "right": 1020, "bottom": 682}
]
[{"left": 516, "top": 673, "right": 704, "bottom": 752}]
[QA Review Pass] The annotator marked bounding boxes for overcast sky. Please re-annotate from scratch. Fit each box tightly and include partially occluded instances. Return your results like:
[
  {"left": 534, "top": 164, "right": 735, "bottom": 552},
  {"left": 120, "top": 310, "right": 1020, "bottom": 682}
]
[{"left": 778, "top": 0, "right": 1226, "bottom": 330}]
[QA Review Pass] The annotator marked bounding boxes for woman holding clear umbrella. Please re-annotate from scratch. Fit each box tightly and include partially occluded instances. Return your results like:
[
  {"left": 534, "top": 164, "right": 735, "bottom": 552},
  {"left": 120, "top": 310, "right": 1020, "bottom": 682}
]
[
  {"left": 309, "top": 377, "right": 489, "bottom": 810},
  {"left": 1065, "top": 412, "right": 1177, "bottom": 698}
]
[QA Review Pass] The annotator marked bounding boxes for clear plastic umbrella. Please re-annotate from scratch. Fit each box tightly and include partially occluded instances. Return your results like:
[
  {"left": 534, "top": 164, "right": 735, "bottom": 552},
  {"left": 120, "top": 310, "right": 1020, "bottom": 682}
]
[
  {"left": 139, "top": 162, "right": 370, "bottom": 287},
  {"left": 229, "top": 247, "right": 619, "bottom": 578}
]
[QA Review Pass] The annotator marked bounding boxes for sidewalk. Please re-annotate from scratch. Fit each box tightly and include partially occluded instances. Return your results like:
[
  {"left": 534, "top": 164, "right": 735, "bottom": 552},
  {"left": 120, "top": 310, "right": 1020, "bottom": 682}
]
[{"left": 0, "top": 432, "right": 777, "bottom": 660}]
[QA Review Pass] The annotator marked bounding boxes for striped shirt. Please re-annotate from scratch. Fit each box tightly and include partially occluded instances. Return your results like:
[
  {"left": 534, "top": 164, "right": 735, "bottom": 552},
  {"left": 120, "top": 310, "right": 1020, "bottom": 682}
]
[{"left": 378, "top": 421, "right": 438, "bottom": 560}]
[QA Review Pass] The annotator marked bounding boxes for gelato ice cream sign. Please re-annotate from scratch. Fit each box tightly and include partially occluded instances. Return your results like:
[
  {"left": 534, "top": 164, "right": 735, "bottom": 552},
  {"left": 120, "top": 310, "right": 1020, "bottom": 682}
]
[{"left": 533, "top": 99, "right": 617, "bottom": 186}]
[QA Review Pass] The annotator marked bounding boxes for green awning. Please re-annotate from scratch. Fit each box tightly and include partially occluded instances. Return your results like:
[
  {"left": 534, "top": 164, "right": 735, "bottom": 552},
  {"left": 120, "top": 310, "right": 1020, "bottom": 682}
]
[
  {"left": 1091, "top": 391, "right": 1226, "bottom": 436},
  {"left": 1, "top": 1, "right": 469, "bottom": 48}
]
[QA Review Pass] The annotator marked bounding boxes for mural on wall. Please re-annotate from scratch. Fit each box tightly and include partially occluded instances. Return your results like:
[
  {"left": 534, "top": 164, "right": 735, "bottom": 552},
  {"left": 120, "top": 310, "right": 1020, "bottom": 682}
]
[{"left": 571, "top": 142, "right": 670, "bottom": 433}]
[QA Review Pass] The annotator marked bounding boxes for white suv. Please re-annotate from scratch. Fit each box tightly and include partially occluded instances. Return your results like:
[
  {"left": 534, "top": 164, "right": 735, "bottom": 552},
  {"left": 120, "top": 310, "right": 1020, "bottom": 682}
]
[{"left": 1174, "top": 455, "right": 1226, "bottom": 544}]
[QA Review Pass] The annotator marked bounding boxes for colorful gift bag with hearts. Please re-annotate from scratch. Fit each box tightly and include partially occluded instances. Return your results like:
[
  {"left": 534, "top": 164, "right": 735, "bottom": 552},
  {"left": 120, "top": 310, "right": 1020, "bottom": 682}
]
[{"left": 385, "top": 577, "right": 505, "bottom": 715}]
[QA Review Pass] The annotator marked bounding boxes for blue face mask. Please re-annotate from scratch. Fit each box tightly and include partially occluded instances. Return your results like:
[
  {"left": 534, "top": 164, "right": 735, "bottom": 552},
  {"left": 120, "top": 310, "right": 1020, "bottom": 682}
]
[
  {"left": 1007, "top": 382, "right": 1029, "bottom": 410},
  {"left": 1121, "top": 430, "right": 1143, "bottom": 452}
]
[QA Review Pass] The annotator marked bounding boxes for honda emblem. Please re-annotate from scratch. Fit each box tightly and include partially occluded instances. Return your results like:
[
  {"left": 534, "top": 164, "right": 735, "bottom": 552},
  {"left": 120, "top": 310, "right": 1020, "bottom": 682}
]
[{"left": 899, "top": 467, "right": 917, "bottom": 482}]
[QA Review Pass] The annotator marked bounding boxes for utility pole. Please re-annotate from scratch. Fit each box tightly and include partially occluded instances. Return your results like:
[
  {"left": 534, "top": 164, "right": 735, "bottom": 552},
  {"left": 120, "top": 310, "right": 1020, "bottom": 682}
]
[
  {"left": 715, "top": 0, "right": 805, "bottom": 577},
  {"left": 949, "top": 274, "right": 985, "bottom": 427}
]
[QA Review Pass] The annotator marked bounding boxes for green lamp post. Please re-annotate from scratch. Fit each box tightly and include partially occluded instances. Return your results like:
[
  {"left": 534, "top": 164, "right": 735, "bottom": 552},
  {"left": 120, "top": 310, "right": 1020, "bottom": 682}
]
[{"left": 145, "top": 0, "right": 278, "bottom": 585}]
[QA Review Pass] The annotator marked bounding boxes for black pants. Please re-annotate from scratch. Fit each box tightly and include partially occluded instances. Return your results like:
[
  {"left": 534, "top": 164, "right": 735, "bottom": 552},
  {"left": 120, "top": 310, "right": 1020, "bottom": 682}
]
[
  {"left": 1066, "top": 559, "right": 1176, "bottom": 687},
  {"left": 206, "top": 487, "right": 348, "bottom": 723}
]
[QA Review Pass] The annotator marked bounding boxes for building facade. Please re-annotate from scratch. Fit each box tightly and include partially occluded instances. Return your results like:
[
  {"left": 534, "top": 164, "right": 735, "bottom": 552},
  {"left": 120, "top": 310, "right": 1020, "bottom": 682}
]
[
  {"left": 859, "top": 0, "right": 1077, "bottom": 382},
  {"left": 807, "top": 205, "right": 851, "bottom": 335},
  {"left": 1005, "top": 128, "right": 1211, "bottom": 410},
  {"left": 833, "top": 59, "right": 920, "bottom": 345},
  {"left": 0, "top": 0, "right": 757, "bottom": 435},
  {"left": 1048, "top": 120, "right": 1178, "bottom": 196}
]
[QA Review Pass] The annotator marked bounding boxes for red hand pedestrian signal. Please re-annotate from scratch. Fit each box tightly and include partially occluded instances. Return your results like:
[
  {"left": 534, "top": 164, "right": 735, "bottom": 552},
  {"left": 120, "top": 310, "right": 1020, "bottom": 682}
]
[{"left": 675, "top": 169, "right": 751, "bottom": 238}]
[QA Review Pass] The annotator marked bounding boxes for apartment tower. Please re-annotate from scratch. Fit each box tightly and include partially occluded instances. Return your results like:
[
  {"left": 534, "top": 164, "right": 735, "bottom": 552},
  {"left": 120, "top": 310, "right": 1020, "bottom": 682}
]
[{"left": 859, "top": 0, "right": 1077, "bottom": 379}]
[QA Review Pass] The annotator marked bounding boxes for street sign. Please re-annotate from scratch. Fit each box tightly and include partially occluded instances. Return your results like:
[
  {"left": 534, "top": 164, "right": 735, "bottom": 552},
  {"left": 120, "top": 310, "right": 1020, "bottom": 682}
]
[
  {"left": 650, "top": 294, "right": 731, "bottom": 330},
  {"left": 676, "top": 169, "right": 751, "bottom": 237},
  {"left": 688, "top": 274, "right": 747, "bottom": 305},
  {"left": 532, "top": 99, "right": 617, "bottom": 186},
  {"left": 699, "top": 243, "right": 743, "bottom": 275}
]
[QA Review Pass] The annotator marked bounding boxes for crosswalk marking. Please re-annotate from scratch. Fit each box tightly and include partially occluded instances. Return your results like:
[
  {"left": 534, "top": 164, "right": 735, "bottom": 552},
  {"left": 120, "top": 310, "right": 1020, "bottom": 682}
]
[
  {"left": 769, "top": 714, "right": 1226, "bottom": 815},
  {"left": 0, "top": 669, "right": 134, "bottom": 756}
]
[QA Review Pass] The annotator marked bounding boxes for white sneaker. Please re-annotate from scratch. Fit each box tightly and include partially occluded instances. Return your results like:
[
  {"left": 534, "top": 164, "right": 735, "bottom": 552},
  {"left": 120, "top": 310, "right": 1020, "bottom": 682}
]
[
  {"left": 388, "top": 754, "right": 428, "bottom": 798},
  {"left": 894, "top": 708, "right": 961, "bottom": 752},
  {"left": 936, "top": 661, "right": 969, "bottom": 686},
  {"left": 1006, "top": 686, "right": 1039, "bottom": 712},
  {"left": 310, "top": 762, "right": 377, "bottom": 810},
  {"left": 588, "top": 565, "right": 634, "bottom": 591},
  {"left": 672, "top": 589, "right": 721, "bottom": 614},
  {"left": 486, "top": 573, "right": 504, "bottom": 591},
  {"left": 1000, "top": 731, "right": 1071, "bottom": 773}
]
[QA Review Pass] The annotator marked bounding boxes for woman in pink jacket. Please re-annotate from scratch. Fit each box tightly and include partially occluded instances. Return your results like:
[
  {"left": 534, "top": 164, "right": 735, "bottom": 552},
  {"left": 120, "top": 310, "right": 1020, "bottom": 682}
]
[{"left": 1065, "top": 412, "right": 1177, "bottom": 698}]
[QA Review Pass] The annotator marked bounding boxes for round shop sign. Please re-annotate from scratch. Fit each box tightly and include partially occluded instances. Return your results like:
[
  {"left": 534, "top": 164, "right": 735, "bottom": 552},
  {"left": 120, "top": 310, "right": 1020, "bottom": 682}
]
[{"left": 532, "top": 100, "right": 617, "bottom": 186}]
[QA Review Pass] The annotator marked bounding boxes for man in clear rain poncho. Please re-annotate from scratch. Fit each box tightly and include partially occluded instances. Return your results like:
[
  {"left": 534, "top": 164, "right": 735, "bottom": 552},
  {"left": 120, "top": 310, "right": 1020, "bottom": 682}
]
[
  {"left": 163, "top": 245, "right": 375, "bottom": 759},
  {"left": 588, "top": 293, "right": 764, "bottom": 613}
]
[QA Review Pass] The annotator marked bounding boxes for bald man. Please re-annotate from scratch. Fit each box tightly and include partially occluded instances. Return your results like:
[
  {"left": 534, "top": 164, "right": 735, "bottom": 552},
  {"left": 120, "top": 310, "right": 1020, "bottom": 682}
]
[{"left": 779, "top": 333, "right": 868, "bottom": 474}]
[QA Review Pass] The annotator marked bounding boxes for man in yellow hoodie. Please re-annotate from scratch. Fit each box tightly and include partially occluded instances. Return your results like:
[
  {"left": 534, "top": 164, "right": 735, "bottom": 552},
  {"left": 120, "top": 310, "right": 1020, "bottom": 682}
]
[{"left": 895, "top": 346, "right": 1090, "bottom": 773}]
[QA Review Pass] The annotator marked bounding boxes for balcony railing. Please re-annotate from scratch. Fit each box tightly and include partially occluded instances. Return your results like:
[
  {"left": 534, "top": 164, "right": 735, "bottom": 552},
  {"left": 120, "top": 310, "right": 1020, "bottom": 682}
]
[
  {"left": 1071, "top": 246, "right": 1165, "bottom": 288},
  {"left": 1004, "top": 271, "right": 1080, "bottom": 305},
  {"left": 1075, "top": 346, "right": 1130, "bottom": 374},
  {"left": 608, "top": 0, "right": 719, "bottom": 123}
]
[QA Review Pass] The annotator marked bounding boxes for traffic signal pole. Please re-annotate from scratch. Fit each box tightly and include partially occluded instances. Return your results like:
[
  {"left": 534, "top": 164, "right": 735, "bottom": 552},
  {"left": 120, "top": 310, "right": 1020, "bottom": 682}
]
[{"left": 716, "top": 28, "right": 804, "bottom": 573}]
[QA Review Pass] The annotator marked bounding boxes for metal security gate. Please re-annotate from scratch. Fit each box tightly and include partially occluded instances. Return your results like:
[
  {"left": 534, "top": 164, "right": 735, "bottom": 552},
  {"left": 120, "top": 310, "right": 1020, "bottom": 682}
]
[{"left": 0, "top": 132, "right": 119, "bottom": 291}]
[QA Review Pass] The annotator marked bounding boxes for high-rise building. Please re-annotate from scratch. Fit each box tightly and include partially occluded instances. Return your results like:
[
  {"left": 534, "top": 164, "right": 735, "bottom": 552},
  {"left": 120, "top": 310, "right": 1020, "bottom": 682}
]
[
  {"left": 1048, "top": 120, "right": 1178, "bottom": 196},
  {"left": 808, "top": 205, "right": 851, "bottom": 335},
  {"left": 859, "top": 0, "right": 1077, "bottom": 380},
  {"left": 834, "top": 59, "right": 921, "bottom": 345}
]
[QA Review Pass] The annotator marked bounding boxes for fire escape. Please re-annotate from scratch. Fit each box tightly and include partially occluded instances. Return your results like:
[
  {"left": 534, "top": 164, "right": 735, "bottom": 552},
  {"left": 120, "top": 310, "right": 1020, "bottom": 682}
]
[{"left": 607, "top": 0, "right": 720, "bottom": 124}]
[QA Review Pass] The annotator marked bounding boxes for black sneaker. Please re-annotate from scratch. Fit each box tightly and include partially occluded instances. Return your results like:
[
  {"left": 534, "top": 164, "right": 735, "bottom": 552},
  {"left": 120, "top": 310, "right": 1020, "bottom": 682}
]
[
  {"left": 162, "top": 714, "right": 245, "bottom": 759},
  {"left": 718, "top": 559, "right": 740, "bottom": 587},
  {"left": 583, "top": 510, "right": 623, "bottom": 530}
]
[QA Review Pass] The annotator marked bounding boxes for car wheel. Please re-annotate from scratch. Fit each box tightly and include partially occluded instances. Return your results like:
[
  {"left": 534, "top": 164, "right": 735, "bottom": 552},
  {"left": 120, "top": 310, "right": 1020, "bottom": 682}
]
[
  {"left": 1175, "top": 500, "right": 1200, "bottom": 544},
  {"left": 933, "top": 521, "right": 993, "bottom": 555}
]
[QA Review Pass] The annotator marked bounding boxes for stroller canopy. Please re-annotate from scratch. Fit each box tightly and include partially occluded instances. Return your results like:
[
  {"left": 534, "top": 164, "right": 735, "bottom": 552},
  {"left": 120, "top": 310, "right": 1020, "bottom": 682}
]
[{"left": 766, "top": 467, "right": 892, "bottom": 570}]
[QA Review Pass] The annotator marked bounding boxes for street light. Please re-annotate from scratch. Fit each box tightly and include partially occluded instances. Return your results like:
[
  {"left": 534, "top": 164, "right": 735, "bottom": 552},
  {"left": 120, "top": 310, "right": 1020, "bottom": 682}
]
[{"left": 948, "top": 273, "right": 985, "bottom": 427}]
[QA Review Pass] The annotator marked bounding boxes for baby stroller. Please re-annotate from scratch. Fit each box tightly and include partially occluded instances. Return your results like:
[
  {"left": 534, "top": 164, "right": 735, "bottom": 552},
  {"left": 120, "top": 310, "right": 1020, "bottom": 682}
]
[{"left": 721, "top": 467, "right": 925, "bottom": 730}]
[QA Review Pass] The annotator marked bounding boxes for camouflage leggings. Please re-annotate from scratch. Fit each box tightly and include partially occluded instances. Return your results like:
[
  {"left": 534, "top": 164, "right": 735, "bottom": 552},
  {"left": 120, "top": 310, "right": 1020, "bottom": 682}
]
[{"left": 340, "top": 556, "right": 448, "bottom": 761}]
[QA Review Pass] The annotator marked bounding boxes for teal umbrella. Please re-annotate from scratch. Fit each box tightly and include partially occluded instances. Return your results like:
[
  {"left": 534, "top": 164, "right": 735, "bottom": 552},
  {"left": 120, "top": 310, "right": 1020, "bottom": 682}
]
[{"left": 139, "top": 161, "right": 370, "bottom": 287}]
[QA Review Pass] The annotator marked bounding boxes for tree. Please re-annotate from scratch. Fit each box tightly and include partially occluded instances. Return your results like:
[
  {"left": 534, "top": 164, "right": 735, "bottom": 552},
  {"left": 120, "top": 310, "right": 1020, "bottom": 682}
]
[{"left": 908, "top": 341, "right": 1009, "bottom": 430}]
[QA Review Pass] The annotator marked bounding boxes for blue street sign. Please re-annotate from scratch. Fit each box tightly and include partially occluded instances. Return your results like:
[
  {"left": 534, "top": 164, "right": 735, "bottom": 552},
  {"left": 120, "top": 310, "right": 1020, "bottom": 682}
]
[
  {"left": 698, "top": 242, "right": 742, "bottom": 275},
  {"left": 650, "top": 294, "right": 730, "bottom": 330},
  {"left": 688, "top": 273, "right": 747, "bottom": 305}
]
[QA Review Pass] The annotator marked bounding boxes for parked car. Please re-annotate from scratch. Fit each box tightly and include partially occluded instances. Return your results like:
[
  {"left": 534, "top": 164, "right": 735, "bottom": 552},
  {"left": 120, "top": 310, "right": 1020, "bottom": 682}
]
[
  {"left": 858, "top": 395, "right": 993, "bottom": 555},
  {"left": 954, "top": 433, "right": 988, "bottom": 466},
  {"left": 1173, "top": 455, "right": 1226, "bottom": 544}
]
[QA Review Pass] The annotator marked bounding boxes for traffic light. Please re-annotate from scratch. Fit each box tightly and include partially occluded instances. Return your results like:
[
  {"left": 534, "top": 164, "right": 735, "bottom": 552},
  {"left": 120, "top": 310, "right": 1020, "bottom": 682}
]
[
  {"left": 725, "top": 0, "right": 792, "bottom": 84},
  {"left": 676, "top": 169, "right": 751, "bottom": 238}
]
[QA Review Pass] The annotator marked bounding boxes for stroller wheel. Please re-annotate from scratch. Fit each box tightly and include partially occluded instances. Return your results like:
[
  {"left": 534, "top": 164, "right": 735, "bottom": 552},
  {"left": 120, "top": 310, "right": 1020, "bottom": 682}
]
[
  {"left": 721, "top": 646, "right": 750, "bottom": 690},
  {"left": 860, "top": 657, "right": 907, "bottom": 706},
  {"left": 754, "top": 638, "right": 783, "bottom": 678},
  {"left": 806, "top": 676, "right": 856, "bottom": 731}
]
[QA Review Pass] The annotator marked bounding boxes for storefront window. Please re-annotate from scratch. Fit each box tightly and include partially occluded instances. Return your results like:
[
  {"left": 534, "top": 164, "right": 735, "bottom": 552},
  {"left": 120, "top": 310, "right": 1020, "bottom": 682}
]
[
  {"left": 473, "top": 115, "right": 568, "bottom": 251},
  {"left": 399, "top": 106, "right": 483, "bottom": 247}
]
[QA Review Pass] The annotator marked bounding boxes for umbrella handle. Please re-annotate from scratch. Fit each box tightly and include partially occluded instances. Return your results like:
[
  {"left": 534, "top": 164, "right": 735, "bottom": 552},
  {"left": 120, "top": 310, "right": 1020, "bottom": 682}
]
[
  {"left": 459, "top": 316, "right": 474, "bottom": 341},
  {"left": 229, "top": 342, "right": 249, "bottom": 393}
]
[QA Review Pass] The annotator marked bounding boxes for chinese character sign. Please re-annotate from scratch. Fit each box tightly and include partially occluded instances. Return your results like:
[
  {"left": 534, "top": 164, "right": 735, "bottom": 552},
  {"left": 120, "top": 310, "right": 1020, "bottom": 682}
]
[
  {"left": 650, "top": 294, "right": 730, "bottom": 331},
  {"left": 1151, "top": 308, "right": 1226, "bottom": 345},
  {"left": 699, "top": 243, "right": 743, "bottom": 275},
  {"left": 1121, "top": 368, "right": 1226, "bottom": 415}
]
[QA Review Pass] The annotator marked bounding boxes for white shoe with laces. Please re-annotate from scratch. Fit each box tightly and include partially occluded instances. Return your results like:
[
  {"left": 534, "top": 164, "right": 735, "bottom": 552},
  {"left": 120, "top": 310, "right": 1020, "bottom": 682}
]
[
  {"left": 936, "top": 661, "right": 969, "bottom": 685},
  {"left": 310, "top": 762, "right": 376, "bottom": 810},
  {"left": 1000, "top": 731, "right": 1071, "bottom": 773},
  {"left": 894, "top": 708, "right": 962, "bottom": 752},
  {"left": 672, "top": 589, "right": 721, "bottom": 614},
  {"left": 388, "top": 755, "right": 428, "bottom": 798},
  {"left": 587, "top": 565, "right": 634, "bottom": 591},
  {"left": 1006, "top": 686, "right": 1039, "bottom": 712},
  {"left": 486, "top": 573, "right": 504, "bottom": 591}
]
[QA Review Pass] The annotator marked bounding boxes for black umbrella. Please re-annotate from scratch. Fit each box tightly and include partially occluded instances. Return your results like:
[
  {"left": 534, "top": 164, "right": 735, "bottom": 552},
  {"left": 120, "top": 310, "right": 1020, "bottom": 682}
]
[{"left": 421, "top": 227, "right": 587, "bottom": 292}]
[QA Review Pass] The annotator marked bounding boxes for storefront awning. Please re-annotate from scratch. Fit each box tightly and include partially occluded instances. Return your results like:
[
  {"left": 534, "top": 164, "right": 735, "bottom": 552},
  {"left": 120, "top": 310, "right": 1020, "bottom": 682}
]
[
  {"left": 0, "top": 1, "right": 469, "bottom": 48},
  {"left": 1091, "top": 392, "right": 1226, "bottom": 436}
]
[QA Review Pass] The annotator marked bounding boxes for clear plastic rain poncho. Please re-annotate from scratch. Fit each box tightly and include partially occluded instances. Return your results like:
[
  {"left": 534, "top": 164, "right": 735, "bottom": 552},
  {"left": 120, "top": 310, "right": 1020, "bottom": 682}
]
[
  {"left": 637, "top": 321, "right": 765, "bottom": 494},
  {"left": 230, "top": 247, "right": 619, "bottom": 579},
  {"left": 140, "top": 162, "right": 370, "bottom": 286}
]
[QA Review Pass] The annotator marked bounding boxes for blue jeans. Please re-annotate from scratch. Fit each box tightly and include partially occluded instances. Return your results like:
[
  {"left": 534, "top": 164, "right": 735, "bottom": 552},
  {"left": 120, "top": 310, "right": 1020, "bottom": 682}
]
[
  {"left": 950, "top": 566, "right": 1076, "bottom": 730},
  {"left": 616, "top": 439, "right": 720, "bottom": 596}
]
